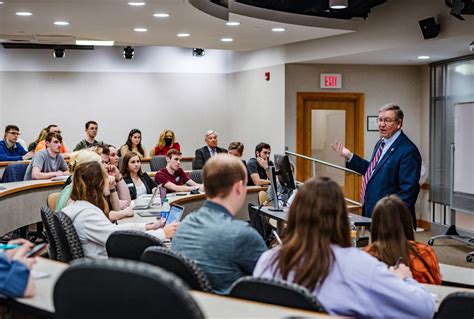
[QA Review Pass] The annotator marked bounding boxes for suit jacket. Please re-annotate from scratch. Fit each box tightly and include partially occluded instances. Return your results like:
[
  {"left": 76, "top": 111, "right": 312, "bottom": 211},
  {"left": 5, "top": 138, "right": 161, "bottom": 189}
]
[
  {"left": 347, "top": 131, "right": 421, "bottom": 218},
  {"left": 193, "top": 146, "right": 227, "bottom": 169}
]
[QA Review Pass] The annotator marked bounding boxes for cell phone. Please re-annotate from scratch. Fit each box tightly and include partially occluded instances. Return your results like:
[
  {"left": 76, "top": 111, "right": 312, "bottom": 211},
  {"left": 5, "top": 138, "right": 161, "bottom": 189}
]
[
  {"left": 25, "top": 243, "right": 48, "bottom": 258},
  {"left": 164, "top": 204, "right": 185, "bottom": 226}
]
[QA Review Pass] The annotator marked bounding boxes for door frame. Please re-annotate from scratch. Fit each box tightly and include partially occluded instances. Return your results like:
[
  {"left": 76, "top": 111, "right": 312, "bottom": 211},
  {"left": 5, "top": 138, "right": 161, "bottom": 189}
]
[{"left": 296, "top": 92, "right": 365, "bottom": 189}]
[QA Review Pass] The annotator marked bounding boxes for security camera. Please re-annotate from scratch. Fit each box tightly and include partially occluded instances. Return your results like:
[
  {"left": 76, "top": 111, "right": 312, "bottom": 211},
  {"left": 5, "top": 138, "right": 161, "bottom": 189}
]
[
  {"left": 470, "top": 41, "right": 474, "bottom": 52},
  {"left": 53, "top": 48, "right": 65, "bottom": 58},
  {"left": 123, "top": 46, "right": 134, "bottom": 59}
]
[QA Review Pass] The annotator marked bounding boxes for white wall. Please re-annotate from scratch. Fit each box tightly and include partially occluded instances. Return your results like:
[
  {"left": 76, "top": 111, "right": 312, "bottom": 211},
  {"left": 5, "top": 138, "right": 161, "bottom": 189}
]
[{"left": 228, "top": 65, "right": 286, "bottom": 160}]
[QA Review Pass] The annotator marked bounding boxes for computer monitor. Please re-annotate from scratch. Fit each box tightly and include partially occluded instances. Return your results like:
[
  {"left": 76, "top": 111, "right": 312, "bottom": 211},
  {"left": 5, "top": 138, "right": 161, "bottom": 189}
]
[{"left": 274, "top": 154, "right": 296, "bottom": 190}]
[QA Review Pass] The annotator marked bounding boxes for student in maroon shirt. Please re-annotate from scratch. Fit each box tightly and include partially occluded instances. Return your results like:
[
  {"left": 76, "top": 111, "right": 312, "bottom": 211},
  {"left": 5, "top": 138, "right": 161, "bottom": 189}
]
[{"left": 155, "top": 149, "right": 203, "bottom": 193}]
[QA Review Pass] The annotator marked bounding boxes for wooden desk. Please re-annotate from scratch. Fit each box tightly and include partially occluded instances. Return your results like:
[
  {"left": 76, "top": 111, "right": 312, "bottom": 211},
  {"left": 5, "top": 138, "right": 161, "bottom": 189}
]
[
  {"left": 11, "top": 258, "right": 335, "bottom": 319},
  {"left": 440, "top": 263, "right": 474, "bottom": 288},
  {"left": 0, "top": 180, "right": 64, "bottom": 236}
]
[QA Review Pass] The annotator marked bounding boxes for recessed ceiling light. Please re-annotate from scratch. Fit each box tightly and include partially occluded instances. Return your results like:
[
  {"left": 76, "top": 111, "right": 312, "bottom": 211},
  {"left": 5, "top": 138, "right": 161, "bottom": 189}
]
[
  {"left": 128, "top": 2, "right": 145, "bottom": 6},
  {"left": 16, "top": 12, "right": 33, "bottom": 16},
  {"left": 221, "top": 38, "right": 233, "bottom": 42},
  {"left": 0, "top": 2, "right": 4, "bottom": 4},
  {"left": 177, "top": 33, "right": 190, "bottom": 37},
  {"left": 153, "top": 13, "right": 170, "bottom": 18},
  {"left": 134, "top": 27, "right": 147, "bottom": 32},
  {"left": 272, "top": 27, "right": 286, "bottom": 32},
  {"left": 54, "top": 21, "right": 70, "bottom": 26},
  {"left": 417, "top": 55, "right": 431, "bottom": 60},
  {"left": 76, "top": 40, "right": 115, "bottom": 46},
  {"left": 226, "top": 21, "right": 240, "bottom": 26}
]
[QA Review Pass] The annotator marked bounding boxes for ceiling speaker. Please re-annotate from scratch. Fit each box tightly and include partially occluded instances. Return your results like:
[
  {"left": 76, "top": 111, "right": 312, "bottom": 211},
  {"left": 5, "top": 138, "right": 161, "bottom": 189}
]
[{"left": 419, "top": 17, "right": 440, "bottom": 40}]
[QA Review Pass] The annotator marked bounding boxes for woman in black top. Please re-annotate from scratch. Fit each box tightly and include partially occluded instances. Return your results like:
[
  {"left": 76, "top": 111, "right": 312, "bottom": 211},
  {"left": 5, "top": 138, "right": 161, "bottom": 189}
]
[{"left": 120, "top": 152, "right": 157, "bottom": 200}]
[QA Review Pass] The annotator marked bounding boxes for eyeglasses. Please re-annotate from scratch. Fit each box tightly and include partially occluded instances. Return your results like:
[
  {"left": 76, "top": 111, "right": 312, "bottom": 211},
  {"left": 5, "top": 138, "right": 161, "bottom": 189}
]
[
  {"left": 377, "top": 117, "right": 398, "bottom": 124},
  {"left": 7, "top": 131, "right": 20, "bottom": 136}
]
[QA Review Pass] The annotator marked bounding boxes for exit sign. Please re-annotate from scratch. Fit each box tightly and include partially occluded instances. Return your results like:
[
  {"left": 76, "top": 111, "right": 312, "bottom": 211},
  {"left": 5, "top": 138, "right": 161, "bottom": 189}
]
[{"left": 320, "top": 73, "right": 342, "bottom": 89}]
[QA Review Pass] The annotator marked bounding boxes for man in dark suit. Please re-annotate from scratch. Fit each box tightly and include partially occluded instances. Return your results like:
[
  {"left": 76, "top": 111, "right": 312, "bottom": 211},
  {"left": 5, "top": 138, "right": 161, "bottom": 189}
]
[
  {"left": 332, "top": 104, "right": 421, "bottom": 225},
  {"left": 193, "top": 130, "right": 227, "bottom": 169}
]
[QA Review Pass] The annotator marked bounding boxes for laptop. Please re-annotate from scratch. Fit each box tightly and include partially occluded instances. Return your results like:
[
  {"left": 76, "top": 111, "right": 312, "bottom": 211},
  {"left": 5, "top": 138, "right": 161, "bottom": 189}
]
[{"left": 132, "top": 187, "right": 159, "bottom": 210}]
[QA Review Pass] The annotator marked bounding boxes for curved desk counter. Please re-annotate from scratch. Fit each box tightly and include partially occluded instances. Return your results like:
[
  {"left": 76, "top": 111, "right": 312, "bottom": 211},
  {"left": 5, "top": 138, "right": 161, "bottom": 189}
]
[{"left": 0, "top": 180, "right": 64, "bottom": 236}]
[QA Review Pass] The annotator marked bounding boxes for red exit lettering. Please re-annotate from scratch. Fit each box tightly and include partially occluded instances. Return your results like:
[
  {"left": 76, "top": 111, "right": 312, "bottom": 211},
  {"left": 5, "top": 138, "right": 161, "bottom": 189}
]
[{"left": 324, "top": 76, "right": 337, "bottom": 87}]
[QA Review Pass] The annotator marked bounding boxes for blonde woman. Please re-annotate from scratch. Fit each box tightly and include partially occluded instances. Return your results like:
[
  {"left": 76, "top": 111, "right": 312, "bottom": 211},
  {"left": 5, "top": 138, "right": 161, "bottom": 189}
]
[{"left": 152, "top": 129, "right": 180, "bottom": 156}]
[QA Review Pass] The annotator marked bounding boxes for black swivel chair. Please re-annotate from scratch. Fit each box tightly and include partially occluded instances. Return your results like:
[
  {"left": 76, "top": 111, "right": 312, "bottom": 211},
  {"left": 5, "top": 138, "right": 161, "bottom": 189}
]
[
  {"left": 106, "top": 230, "right": 162, "bottom": 261},
  {"left": 229, "top": 276, "right": 326, "bottom": 313},
  {"left": 150, "top": 156, "right": 167, "bottom": 171},
  {"left": 436, "top": 291, "right": 474, "bottom": 319},
  {"left": 40, "top": 207, "right": 62, "bottom": 261},
  {"left": 53, "top": 259, "right": 205, "bottom": 319},
  {"left": 141, "top": 246, "right": 212, "bottom": 292},
  {"left": 188, "top": 170, "right": 203, "bottom": 184},
  {"left": 54, "top": 212, "right": 84, "bottom": 262},
  {"left": 248, "top": 203, "right": 275, "bottom": 246}
]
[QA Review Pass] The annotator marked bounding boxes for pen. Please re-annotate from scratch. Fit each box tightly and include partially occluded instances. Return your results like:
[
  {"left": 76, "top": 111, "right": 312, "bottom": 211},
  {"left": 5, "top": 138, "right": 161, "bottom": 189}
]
[
  {"left": 0, "top": 244, "right": 21, "bottom": 250},
  {"left": 394, "top": 257, "right": 403, "bottom": 269}
]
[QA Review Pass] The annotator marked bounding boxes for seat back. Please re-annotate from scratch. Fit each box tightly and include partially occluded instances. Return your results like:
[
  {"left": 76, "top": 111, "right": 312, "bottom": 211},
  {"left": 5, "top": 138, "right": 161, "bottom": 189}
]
[
  {"left": 188, "top": 170, "right": 202, "bottom": 184},
  {"left": 436, "top": 291, "right": 474, "bottom": 319},
  {"left": 1, "top": 163, "right": 28, "bottom": 182},
  {"left": 141, "top": 246, "right": 212, "bottom": 292},
  {"left": 40, "top": 207, "right": 62, "bottom": 261},
  {"left": 106, "top": 230, "right": 162, "bottom": 261},
  {"left": 150, "top": 156, "right": 167, "bottom": 171},
  {"left": 248, "top": 204, "right": 273, "bottom": 244},
  {"left": 54, "top": 259, "right": 204, "bottom": 319},
  {"left": 229, "top": 276, "right": 326, "bottom": 313},
  {"left": 47, "top": 192, "right": 61, "bottom": 212},
  {"left": 258, "top": 191, "right": 269, "bottom": 206},
  {"left": 53, "top": 212, "right": 84, "bottom": 262}
]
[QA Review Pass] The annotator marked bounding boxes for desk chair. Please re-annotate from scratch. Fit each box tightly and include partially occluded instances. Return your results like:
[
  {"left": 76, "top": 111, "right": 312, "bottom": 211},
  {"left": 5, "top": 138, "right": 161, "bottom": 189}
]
[
  {"left": 436, "top": 291, "right": 474, "bottom": 319},
  {"left": 54, "top": 259, "right": 204, "bottom": 319},
  {"left": 1, "top": 163, "right": 28, "bottom": 183},
  {"left": 54, "top": 212, "right": 84, "bottom": 262},
  {"left": 106, "top": 230, "right": 162, "bottom": 261},
  {"left": 248, "top": 204, "right": 275, "bottom": 246},
  {"left": 188, "top": 170, "right": 203, "bottom": 184},
  {"left": 150, "top": 156, "right": 167, "bottom": 171},
  {"left": 141, "top": 246, "right": 212, "bottom": 292},
  {"left": 258, "top": 191, "right": 269, "bottom": 206},
  {"left": 47, "top": 192, "right": 61, "bottom": 212},
  {"left": 40, "top": 207, "right": 62, "bottom": 261},
  {"left": 229, "top": 276, "right": 326, "bottom": 313}
]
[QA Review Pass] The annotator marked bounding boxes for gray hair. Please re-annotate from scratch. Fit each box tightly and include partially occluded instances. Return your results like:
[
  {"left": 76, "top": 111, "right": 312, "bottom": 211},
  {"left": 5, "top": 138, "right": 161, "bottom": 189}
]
[{"left": 379, "top": 103, "right": 404, "bottom": 121}]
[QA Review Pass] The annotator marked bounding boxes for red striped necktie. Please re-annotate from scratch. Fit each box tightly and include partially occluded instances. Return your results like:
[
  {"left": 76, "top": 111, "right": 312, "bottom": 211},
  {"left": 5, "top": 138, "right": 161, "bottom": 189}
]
[{"left": 360, "top": 139, "right": 385, "bottom": 205}]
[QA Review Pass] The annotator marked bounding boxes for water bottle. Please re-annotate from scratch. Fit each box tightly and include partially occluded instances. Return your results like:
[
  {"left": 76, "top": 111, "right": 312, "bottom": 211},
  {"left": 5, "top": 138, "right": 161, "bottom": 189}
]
[
  {"left": 350, "top": 221, "right": 357, "bottom": 247},
  {"left": 162, "top": 198, "right": 170, "bottom": 213}
]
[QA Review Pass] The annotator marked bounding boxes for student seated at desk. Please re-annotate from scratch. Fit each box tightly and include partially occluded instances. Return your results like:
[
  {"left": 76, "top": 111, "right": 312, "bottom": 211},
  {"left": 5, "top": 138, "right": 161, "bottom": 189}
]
[
  {"left": 365, "top": 195, "right": 442, "bottom": 285},
  {"left": 155, "top": 149, "right": 202, "bottom": 194},
  {"left": 253, "top": 177, "right": 435, "bottom": 318},
  {"left": 0, "top": 124, "right": 35, "bottom": 161},
  {"left": 152, "top": 129, "right": 181, "bottom": 156},
  {"left": 121, "top": 152, "right": 157, "bottom": 200},
  {"left": 0, "top": 239, "right": 36, "bottom": 298},
  {"left": 119, "top": 129, "right": 145, "bottom": 158},
  {"left": 63, "top": 161, "right": 177, "bottom": 260}
]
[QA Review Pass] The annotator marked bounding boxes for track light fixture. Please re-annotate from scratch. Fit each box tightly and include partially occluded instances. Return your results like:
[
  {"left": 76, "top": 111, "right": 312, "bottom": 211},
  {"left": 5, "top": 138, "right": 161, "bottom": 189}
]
[
  {"left": 53, "top": 47, "right": 65, "bottom": 58},
  {"left": 123, "top": 46, "right": 134, "bottom": 59},
  {"left": 192, "top": 48, "right": 205, "bottom": 57},
  {"left": 329, "top": 0, "right": 348, "bottom": 9}
]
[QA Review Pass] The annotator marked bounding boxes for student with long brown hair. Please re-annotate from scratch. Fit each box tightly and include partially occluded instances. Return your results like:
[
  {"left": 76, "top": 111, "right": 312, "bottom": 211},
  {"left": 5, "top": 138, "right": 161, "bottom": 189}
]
[
  {"left": 62, "top": 161, "right": 177, "bottom": 260},
  {"left": 365, "top": 195, "right": 442, "bottom": 284},
  {"left": 253, "top": 177, "right": 435, "bottom": 318},
  {"left": 121, "top": 152, "right": 157, "bottom": 199},
  {"left": 119, "top": 128, "right": 145, "bottom": 158}
]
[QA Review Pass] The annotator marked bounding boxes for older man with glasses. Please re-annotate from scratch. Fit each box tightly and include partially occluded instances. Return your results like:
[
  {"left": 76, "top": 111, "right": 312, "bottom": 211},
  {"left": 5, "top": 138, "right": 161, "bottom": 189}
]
[
  {"left": 332, "top": 104, "right": 421, "bottom": 226},
  {"left": 0, "top": 125, "right": 35, "bottom": 161}
]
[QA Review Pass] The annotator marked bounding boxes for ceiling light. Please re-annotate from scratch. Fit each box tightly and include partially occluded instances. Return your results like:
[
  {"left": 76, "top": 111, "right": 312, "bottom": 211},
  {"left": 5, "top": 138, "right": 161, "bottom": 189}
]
[
  {"left": 221, "top": 38, "right": 233, "bottom": 42},
  {"left": 192, "top": 48, "right": 205, "bottom": 57},
  {"left": 329, "top": 0, "right": 348, "bottom": 9},
  {"left": 128, "top": 2, "right": 145, "bottom": 6},
  {"left": 177, "top": 33, "right": 190, "bottom": 37},
  {"left": 76, "top": 40, "right": 115, "bottom": 46},
  {"left": 0, "top": 2, "right": 4, "bottom": 4},
  {"left": 16, "top": 12, "right": 33, "bottom": 16},
  {"left": 123, "top": 46, "right": 134, "bottom": 59},
  {"left": 417, "top": 56, "right": 431, "bottom": 60},
  {"left": 272, "top": 27, "right": 286, "bottom": 32},
  {"left": 153, "top": 13, "right": 170, "bottom": 18},
  {"left": 134, "top": 28, "right": 147, "bottom": 32},
  {"left": 226, "top": 21, "right": 240, "bottom": 26},
  {"left": 54, "top": 21, "right": 70, "bottom": 26},
  {"left": 53, "top": 48, "right": 65, "bottom": 58}
]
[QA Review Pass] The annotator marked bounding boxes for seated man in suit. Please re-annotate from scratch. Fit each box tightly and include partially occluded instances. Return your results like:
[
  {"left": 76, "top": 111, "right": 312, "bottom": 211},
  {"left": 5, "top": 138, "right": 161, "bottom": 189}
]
[
  {"left": 155, "top": 149, "right": 202, "bottom": 193},
  {"left": 192, "top": 130, "right": 227, "bottom": 169},
  {"left": 0, "top": 125, "right": 35, "bottom": 161},
  {"left": 24, "top": 132, "right": 69, "bottom": 180},
  {"left": 172, "top": 154, "right": 267, "bottom": 294},
  {"left": 247, "top": 142, "right": 274, "bottom": 186},
  {"left": 332, "top": 103, "right": 421, "bottom": 224}
]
